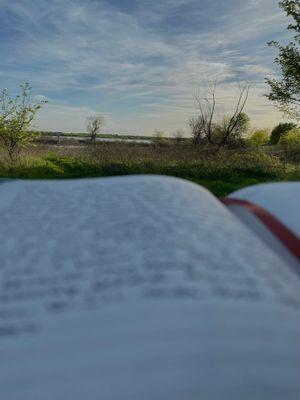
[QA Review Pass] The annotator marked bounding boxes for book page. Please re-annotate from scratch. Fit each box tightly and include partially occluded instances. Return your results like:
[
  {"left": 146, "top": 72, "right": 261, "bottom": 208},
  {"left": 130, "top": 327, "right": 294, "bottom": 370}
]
[{"left": 0, "top": 176, "right": 299, "bottom": 400}]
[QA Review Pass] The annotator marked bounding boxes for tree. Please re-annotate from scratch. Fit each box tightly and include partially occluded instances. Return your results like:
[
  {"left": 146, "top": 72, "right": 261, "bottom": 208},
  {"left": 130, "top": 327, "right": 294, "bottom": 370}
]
[
  {"left": 189, "top": 116, "right": 206, "bottom": 145},
  {"left": 0, "top": 83, "right": 47, "bottom": 161},
  {"left": 153, "top": 130, "right": 166, "bottom": 145},
  {"left": 269, "top": 122, "right": 297, "bottom": 144},
  {"left": 189, "top": 81, "right": 250, "bottom": 146},
  {"left": 213, "top": 112, "right": 250, "bottom": 145},
  {"left": 246, "top": 129, "right": 270, "bottom": 147},
  {"left": 266, "top": 0, "right": 300, "bottom": 118},
  {"left": 279, "top": 126, "right": 300, "bottom": 160},
  {"left": 86, "top": 115, "right": 105, "bottom": 143}
]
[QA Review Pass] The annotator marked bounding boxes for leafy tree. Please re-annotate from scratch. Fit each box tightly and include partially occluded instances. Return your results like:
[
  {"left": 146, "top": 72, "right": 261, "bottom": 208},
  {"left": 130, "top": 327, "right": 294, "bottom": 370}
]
[
  {"left": 270, "top": 122, "right": 297, "bottom": 144},
  {"left": 0, "top": 83, "right": 47, "bottom": 161},
  {"left": 266, "top": 0, "right": 300, "bottom": 118},
  {"left": 246, "top": 129, "right": 270, "bottom": 147},
  {"left": 280, "top": 126, "right": 300, "bottom": 159},
  {"left": 191, "top": 112, "right": 250, "bottom": 147},
  {"left": 280, "top": 126, "right": 300, "bottom": 145},
  {"left": 219, "top": 112, "right": 250, "bottom": 142}
]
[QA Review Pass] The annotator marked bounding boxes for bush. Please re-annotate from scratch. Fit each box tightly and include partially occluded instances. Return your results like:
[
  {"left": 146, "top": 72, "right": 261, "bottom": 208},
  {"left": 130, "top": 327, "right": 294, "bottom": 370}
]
[
  {"left": 270, "top": 122, "right": 297, "bottom": 145},
  {"left": 222, "top": 151, "right": 282, "bottom": 177},
  {"left": 211, "top": 113, "right": 250, "bottom": 147},
  {"left": 246, "top": 129, "right": 270, "bottom": 147},
  {"left": 280, "top": 128, "right": 300, "bottom": 161},
  {"left": 0, "top": 83, "right": 47, "bottom": 161}
]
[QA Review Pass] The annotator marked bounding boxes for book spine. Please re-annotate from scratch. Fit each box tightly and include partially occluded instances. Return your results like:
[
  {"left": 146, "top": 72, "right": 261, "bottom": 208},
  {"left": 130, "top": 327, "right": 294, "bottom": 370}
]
[{"left": 222, "top": 198, "right": 300, "bottom": 262}]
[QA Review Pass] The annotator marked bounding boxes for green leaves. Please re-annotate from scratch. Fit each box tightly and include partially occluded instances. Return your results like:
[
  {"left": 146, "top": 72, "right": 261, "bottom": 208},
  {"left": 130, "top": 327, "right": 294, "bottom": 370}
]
[
  {"left": 266, "top": 0, "right": 300, "bottom": 118},
  {"left": 270, "top": 122, "right": 297, "bottom": 144},
  {"left": 279, "top": 0, "right": 300, "bottom": 33},
  {"left": 246, "top": 129, "right": 270, "bottom": 148},
  {"left": 0, "top": 84, "right": 47, "bottom": 161}
]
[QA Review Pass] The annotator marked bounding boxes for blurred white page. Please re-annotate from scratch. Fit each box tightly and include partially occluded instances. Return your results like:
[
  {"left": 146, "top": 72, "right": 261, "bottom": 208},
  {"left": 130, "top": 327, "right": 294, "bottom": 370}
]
[
  {"left": 230, "top": 182, "right": 300, "bottom": 236},
  {"left": 0, "top": 176, "right": 299, "bottom": 400}
]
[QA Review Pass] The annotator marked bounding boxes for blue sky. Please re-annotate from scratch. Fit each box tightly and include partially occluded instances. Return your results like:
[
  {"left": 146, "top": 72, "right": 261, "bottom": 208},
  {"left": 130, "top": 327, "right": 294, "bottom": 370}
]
[{"left": 0, "top": 0, "right": 293, "bottom": 134}]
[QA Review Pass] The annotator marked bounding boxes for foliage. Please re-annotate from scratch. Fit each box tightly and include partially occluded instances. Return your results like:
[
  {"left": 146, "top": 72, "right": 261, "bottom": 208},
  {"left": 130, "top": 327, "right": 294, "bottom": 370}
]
[
  {"left": 280, "top": 127, "right": 300, "bottom": 160},
  {"left": 0, "top": 83, "right": 47, "bottom": 161},
  {"left": 266, "top": 0, "right": 300, "bottom": 118},
  {"left": 226, "top": 151, "right": 282, "bottom": 175},
  {"left": 270, "top": 122, "right": 298, "bottom": 143},
  {"left": 0, "top": 146, "right": 287, "bottom": 197},
  {"left": 213, "top": 113, "right": 250, "bottom": 145},
  {"left": 281, "top": 126, "right": 300, "bottom": 144},
  {"left": 246, "top": 129, "right": 270, "bottom": 147}
]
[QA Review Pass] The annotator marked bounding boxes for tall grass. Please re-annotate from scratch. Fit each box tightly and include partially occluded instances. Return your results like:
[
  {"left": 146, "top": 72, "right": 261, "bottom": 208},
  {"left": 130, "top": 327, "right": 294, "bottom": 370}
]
[{"left": 0, "top": 142, "right": 299, "bottom": 196}]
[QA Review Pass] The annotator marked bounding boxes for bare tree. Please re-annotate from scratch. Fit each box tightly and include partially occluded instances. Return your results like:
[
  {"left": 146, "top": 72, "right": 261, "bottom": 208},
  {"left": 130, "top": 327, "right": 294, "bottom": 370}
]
[
  {"left": 189, "top": 81, "right": 250, "bottom": 147},
  {"left": 188, "top": 80, "right": 217, "bottom": 145},
  {"left": 219, "top": 85, "right": 250, "bottom": 146},
  {"left": 189, "top": 115, "right": 206, "bottom": 145},
  {"left": 194, "top": 80, "right": 217, "bottom": 144},
  {"left": 86, "top": 115, "right": 105, "bottom": 143}
]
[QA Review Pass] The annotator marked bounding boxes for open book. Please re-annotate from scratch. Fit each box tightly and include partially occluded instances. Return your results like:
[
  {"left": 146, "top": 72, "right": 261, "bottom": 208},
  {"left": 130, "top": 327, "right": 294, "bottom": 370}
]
[{"left": 0, "top": 175, "right": 299, "bottom": 400}]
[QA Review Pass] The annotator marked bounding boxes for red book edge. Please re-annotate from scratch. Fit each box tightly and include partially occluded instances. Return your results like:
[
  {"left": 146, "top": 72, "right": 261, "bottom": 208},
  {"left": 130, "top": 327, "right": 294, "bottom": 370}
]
[{"left": 221, "top": 198, "right": 300, "bottom": 262}]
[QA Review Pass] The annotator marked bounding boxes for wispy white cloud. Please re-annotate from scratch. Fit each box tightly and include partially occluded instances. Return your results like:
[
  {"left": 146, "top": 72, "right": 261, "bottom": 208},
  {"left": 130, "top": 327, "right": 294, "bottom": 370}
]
[{"left": 0, "top": 0, "right": 293, "bottom": 134}]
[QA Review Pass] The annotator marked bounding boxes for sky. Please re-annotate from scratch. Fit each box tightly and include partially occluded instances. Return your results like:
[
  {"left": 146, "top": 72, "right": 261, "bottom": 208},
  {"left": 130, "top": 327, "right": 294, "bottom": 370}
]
[{"left": 0, "top": 0, "right": 294, "bottom": 135}]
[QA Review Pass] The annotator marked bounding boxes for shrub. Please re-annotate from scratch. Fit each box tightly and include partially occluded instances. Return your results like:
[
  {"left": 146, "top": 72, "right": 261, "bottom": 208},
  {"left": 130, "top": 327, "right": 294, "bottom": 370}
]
[
  {"left": 280, "top": 128, "right": 300, "bottom": 146},
  {"left": 246, "top": 129, "right": 270, "bottom": 147},
  {"left": 0, "top": 83, "right": 47, "bottom": 161},
  {"left": 222, "top": 151, "right": 282, "bottom": 177},
  {"left": 269, "top": 122, "right": 297, "bottom": 144},
  {"left": 280, "top": 128, "right": 300, "bottom": 161}
]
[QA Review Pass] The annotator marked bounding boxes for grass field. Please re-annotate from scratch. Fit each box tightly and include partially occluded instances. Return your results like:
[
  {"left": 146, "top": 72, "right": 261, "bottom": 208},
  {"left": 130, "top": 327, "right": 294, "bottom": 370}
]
[{"left": 0, "top": 141, "right": 298, "bottom": 197}]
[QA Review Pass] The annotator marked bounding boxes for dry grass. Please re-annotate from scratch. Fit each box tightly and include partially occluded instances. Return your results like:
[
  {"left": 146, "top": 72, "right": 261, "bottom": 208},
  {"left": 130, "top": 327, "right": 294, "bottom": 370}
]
[{"left": 24, "top": 142, "right": 204, "bottom": 164}]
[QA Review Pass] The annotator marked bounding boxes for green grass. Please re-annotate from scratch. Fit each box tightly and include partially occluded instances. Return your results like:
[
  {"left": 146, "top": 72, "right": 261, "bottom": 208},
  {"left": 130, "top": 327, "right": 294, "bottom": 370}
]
[{"left": 0, "top": 152, "right": 297, "bottom": 197}]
